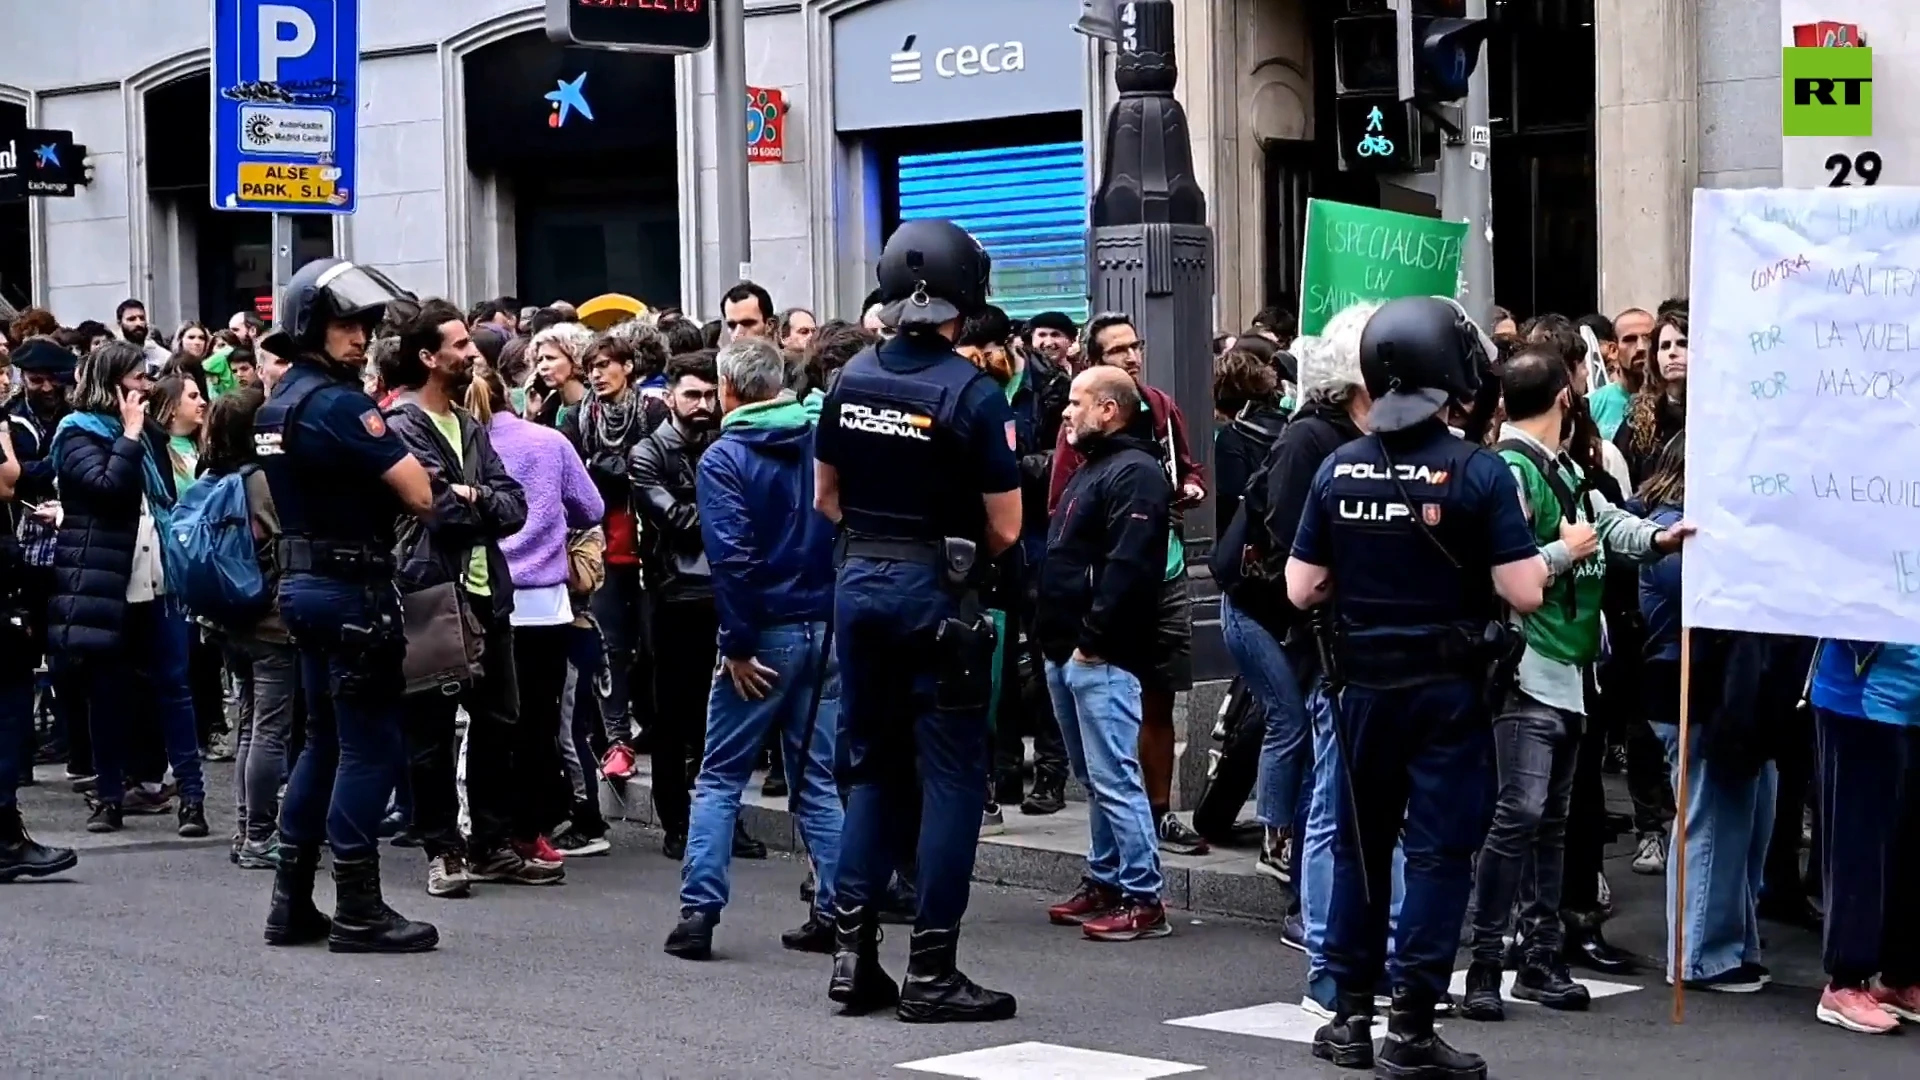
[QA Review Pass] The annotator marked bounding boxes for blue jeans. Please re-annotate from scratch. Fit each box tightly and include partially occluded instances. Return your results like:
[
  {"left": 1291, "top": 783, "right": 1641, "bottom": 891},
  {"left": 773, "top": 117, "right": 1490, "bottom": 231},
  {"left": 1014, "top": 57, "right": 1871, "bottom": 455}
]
[
  {"left": 1219, "top": 595, "right": 1312, "bottom": 830},
  {"left": 682, "top": 622, "right": 842, "bottom": 918},
  {"left": 1045, "top": 657, "right": 1164, "bottom": 901},
  {"left": 1302, "top": 685, "right": 1406, "bottom": 999},
  {"left": 85, "top": 603, "right": 206, "bottom": 806},
  {"left": 1653, "top": 722, "right": 1774, "bottom": 982}
]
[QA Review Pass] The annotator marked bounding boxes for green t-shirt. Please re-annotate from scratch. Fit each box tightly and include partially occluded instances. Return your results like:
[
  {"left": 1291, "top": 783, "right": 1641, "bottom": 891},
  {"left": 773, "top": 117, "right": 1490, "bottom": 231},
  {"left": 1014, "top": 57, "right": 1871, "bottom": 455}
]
[
  {"left": 1137, "top": 399, "right": 1185, "bottom": 581},
  {"left": 1587, "top": 382, "right": 1630, "bottom": 441},
  {"left": 427, "top": 408, "right": 491, "bottom": 597},
  {"left": 1499, "top": 447, "right": 1604, "bottom": 666},
  {"left": 168, "top": 434, "right": 199, "bottom": 493}
]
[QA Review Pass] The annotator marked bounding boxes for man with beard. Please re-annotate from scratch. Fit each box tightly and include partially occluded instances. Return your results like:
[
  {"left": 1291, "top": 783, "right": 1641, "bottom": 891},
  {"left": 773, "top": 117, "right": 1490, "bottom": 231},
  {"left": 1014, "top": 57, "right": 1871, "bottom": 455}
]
[
  {"left": 631, "top": 350, "right": 764, "bottom": 862},
  {"left": 385, "top": 299, "right": 539, "bottom": 896},
  {"left": 116, "top": 299, "right": 169, "bottom": 371}
]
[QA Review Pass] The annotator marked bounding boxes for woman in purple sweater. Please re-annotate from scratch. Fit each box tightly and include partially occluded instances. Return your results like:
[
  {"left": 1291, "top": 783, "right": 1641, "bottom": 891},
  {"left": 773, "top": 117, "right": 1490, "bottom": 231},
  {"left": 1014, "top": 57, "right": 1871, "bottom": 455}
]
[{"left": 469, "top": 368, "right": 607, "bottom": 856}]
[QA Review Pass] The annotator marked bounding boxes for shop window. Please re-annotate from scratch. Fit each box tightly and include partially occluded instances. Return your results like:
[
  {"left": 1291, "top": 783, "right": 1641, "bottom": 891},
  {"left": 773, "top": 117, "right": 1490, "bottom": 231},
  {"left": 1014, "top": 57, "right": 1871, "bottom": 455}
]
[{"left": 889, "top": 129, "right": 1088, "bottom": 323}]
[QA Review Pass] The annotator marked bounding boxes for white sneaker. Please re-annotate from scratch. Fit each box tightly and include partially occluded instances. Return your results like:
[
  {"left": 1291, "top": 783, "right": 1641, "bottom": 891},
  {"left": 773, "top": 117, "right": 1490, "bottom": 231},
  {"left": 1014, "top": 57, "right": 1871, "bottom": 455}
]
[
  {"left": 981, "top": 803, "right": 1006, "bottom": 836},
  {"left": 427, "top": 853, "right": 472, "bottom": 898},
  {"left": 1632, "top": 831, "right": 1667, "bottom": 875}
]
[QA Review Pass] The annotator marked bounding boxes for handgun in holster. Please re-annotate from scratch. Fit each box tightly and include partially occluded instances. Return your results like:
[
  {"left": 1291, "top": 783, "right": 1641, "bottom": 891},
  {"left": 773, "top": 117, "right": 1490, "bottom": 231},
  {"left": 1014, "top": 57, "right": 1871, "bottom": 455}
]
[{"left": 934, "top": 537, "right": 997, "bottom": 713}]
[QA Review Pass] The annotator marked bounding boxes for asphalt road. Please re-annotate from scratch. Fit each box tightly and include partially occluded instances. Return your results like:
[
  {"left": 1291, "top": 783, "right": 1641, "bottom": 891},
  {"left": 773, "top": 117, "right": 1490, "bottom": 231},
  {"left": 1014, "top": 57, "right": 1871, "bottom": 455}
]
[{"left": 4, "top": 770, "right": 1914, "bottom": 1079}]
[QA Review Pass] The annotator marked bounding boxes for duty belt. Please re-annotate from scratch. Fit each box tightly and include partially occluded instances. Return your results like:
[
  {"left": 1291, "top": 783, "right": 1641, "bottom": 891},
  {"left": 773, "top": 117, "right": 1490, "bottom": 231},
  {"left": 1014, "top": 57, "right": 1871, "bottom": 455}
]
[
  {"left": 1328, "top": 622, "right": 1487, "bottom": 690},
  {"left": 278, "top": 537, "right": 395, "bottom": 578},
  {"left": 836, "top": 534, "right": 943, "bottom": 567}
]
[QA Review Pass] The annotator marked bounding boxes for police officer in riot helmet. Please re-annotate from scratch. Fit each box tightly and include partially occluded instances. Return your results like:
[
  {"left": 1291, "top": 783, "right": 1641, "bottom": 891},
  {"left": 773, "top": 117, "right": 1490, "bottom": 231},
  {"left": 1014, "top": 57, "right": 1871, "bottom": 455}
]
[
  {"left": 1284, "top": 295, "right": 1549, "bottom": 1080},
  {"left": 813, "top": 218, "right": 1023, "bottom": 1023},
  {"left": 254, "top": 259, "right": 441, "bottom": 954}
]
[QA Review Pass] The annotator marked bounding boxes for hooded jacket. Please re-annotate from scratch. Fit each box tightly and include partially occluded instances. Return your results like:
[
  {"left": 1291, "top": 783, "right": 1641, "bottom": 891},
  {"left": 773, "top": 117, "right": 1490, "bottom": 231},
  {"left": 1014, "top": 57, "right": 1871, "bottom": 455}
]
[
  {"left": 384, "top": 391, "right": 528, "bottom": 610},
  {"left": 1035, "top": 429, "right": 1172, "bottom": 676},
  {"left": 696, "top": 391, "right": 836, "bottom": 660}
]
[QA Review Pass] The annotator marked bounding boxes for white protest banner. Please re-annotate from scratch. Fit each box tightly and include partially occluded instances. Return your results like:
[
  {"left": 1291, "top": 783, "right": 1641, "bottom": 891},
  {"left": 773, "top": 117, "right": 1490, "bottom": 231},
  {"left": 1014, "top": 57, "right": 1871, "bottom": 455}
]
[{"left": 1686, "top": 186, "right": 1920, "bottom": 646}]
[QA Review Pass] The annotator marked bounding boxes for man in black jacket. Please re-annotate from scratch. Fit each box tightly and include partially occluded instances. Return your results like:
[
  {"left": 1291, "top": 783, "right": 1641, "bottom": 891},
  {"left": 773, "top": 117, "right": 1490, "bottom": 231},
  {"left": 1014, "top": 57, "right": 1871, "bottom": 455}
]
[
  {"left": 386, "top": 300, "right": 542, "bottom": 895},
  {"left": 630, "top": 350, "right": 764, "bottom": 861},
  {"left": 1034, "top": 366, "right": 1173, "bottom": 943}
]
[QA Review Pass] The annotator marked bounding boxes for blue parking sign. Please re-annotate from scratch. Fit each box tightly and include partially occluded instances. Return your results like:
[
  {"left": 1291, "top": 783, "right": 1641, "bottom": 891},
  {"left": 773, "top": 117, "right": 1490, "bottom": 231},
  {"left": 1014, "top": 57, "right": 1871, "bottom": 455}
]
[{"left": 211, "top": 0, "right": 359, "bottom": 214}]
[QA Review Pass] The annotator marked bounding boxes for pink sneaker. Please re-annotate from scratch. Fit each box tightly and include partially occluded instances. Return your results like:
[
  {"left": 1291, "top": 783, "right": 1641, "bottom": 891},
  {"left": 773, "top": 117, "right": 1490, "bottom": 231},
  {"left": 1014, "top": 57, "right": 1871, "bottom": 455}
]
[
  {"left": 1817, "top": 984, "right": 1900, "bottom": 1034},
  {"left": 1870, "top": 979, "right": 1920, "bottom": 1023},
  {"left": 601, "top": 742, "right": 638, "bottom": 781}
]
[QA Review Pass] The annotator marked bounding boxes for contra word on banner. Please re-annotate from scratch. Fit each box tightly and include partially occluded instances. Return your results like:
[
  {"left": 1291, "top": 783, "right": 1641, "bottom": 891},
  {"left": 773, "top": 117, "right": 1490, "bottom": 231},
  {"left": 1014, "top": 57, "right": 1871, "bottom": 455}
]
[{"left": 1686, "top": 185, "right": 1920, "bottom": 646}]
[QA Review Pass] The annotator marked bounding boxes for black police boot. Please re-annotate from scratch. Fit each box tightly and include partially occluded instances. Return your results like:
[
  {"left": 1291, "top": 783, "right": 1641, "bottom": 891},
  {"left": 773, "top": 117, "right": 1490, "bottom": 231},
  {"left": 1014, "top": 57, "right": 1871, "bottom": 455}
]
[
  {"left": 664, "top": 910, "right": 717, "bottom": 960},
  {"left": 263, "top": 844, "right": 331, "bottom": 947},
  {"left": 1459, "top": 962, "right": 1505, "bottom": 1022},
  {"left": 1512, "top": 951, "right": 1591, "bottom": 1011},
  {"left": 828, "top": 905, "right": 899, "bottom": 1015},
  {"left": 1563, "top": 921, "right": 1637, "bottom": 975},
  {"left": 0, "top": 805, "right": 78, "bottom": 882},
  {"left": 327, "top": 855, "right": 439, "bottom": 954},
  {"left": 781, "top": 911, "right": 835, "bottom": 954},
  {"left": 1311, "top": 989, "right": 1376, "bottom": 1069},
  {"left": 896, "top": 926, "right": 1017, "bottom": 1024},
  {"left": 1375, "top": 986, "right": 1487, "bottom": 1080}
]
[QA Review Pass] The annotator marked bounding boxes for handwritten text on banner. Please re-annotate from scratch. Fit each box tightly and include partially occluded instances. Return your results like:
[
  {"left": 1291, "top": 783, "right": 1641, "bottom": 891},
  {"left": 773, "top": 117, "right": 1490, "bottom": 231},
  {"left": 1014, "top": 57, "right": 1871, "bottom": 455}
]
[{"left": 1686, "top": 186, "right": 1920, "bottom": 646}]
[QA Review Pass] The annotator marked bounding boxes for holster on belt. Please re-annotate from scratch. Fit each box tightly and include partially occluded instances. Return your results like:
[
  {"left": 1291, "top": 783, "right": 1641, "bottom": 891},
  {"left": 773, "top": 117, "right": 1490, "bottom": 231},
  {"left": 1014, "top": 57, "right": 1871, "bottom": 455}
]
[{"left": 1325, "top": 618, "right": 1517, "bottom": 694}]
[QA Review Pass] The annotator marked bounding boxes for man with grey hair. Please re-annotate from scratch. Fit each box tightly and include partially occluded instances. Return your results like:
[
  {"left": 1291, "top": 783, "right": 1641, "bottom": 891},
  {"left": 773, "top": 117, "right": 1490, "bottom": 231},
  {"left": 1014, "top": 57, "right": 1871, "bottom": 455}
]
[{"left": 664, "top": 335, "right": 844, "bottom": 960}]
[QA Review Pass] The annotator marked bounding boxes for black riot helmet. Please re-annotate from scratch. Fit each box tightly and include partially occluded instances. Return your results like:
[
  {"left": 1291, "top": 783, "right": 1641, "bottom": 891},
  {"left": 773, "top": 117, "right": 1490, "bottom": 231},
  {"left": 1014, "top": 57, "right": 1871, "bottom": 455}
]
[
  {"left": 874, "top": 219, "right": 992, "bottom": 332},
  {"left": 259, "top": 258, "right": 418, "bottom": 360},
  {"left": 1357, "top": 296, "right": 1496, "bottom": 432}
]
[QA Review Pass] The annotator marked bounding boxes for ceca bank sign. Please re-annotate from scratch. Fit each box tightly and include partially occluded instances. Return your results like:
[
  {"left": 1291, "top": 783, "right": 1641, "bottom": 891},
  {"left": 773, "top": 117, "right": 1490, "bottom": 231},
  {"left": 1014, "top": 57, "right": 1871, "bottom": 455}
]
[{"left": 832, "top": 0, "right": 1085, "bottom": 131}]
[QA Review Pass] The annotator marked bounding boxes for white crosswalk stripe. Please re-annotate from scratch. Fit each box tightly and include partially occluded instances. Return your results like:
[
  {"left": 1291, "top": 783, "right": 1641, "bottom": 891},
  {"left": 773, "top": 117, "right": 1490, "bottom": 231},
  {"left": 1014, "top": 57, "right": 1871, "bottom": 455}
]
[
  {"left": 1445, "top": 969, "right": 1643, "bottom": 1003},
  {"left": 1166, "top": 1000, "right": 1326, "bottom": 1044},
  {"left": 897, "top": 1042, "right": 1205, "bottom": 1080}
]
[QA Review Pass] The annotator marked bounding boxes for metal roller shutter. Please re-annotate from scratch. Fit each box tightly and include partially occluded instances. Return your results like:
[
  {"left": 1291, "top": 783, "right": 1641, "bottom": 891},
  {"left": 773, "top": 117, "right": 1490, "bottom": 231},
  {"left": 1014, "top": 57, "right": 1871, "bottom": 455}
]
[{"left": 895, "top": 140, "right": 1089, "bottom": 323}]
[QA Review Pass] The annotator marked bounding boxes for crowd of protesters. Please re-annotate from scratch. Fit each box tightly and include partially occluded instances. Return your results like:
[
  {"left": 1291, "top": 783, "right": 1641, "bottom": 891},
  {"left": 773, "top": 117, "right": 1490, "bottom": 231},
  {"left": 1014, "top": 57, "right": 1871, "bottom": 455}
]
[{"left": 0, "top": 277, "right": 1915, "bottom": 1038}]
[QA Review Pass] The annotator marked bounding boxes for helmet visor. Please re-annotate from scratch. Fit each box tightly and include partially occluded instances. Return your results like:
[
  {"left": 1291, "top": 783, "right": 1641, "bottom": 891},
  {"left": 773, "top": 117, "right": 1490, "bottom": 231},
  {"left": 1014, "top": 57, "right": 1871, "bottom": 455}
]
[{"left": 313, "top": 262, "right": 418, "bottom": 326}]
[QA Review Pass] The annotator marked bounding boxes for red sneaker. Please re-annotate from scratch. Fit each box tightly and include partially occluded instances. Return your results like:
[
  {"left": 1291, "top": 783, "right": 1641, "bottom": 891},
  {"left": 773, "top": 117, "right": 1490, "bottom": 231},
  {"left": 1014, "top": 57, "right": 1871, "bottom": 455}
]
[
  {"left": 1870, "top": 979, "right": 1920, "bottom": 1023},
  {"left": 512, "top": 838, "right": 564, "bottom": 868},
  {"left": 1047, "top": 879, "right": 1121, "bottom": 926},
  {"left": 601, "top": 742, "right": 638, "bottom": 780},
  {"left": 1083, "top": 899, "right": 1172, "bottom": 942}
]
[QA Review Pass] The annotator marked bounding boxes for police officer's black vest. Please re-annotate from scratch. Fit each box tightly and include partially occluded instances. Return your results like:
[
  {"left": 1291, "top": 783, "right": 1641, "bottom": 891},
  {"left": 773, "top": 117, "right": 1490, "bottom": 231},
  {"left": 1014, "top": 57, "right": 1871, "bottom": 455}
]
[
  {"left": 831, "top": 338, "right": 989, "bottom": 544},
  {"left": 1323, "top": 422, "right": 1498, "bottom": 631},
  {"left": 253, "top": 359, "right": 397, "bottom": 550}
]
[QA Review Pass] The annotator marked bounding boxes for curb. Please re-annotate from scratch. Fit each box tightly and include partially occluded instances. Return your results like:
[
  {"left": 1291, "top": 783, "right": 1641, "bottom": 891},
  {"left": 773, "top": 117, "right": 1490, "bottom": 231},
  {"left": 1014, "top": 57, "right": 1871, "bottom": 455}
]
[{"left": 599, "top": 774, "right": 1292, "bottom": 924}]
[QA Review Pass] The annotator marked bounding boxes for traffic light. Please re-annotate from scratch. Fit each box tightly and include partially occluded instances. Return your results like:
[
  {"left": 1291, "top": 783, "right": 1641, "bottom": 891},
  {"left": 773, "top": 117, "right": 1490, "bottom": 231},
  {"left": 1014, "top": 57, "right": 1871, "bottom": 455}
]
[
  {"left": 545, "top": 0, "right": 714, "bottom": 54},
  {"left": 77, "top": 148, "right": 94, "bottom": 188},
  {"left": 1331, "top": 1, "right": 1489, "bottom": 172}
]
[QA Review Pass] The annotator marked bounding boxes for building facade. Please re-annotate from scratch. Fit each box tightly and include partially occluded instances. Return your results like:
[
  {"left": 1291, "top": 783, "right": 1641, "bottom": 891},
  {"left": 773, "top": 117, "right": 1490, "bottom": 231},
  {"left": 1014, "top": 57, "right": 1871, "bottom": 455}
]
[
  {"left": 0, "top": 0, "right": 1110, "bottom": 329},
  {"left": 0, "top": 0, "right": 1820, "bottom": 336}
]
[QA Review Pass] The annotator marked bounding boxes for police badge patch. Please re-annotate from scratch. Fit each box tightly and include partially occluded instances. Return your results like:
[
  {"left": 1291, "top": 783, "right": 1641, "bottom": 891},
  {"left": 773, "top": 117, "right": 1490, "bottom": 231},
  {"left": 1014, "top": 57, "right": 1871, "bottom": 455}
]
[
  {"left": 1005, "top": 420, "right": 1017, "bottom": 450},
  {"left": 1422, "top": 503, "right": 1443, "bottom": 526},
  {"left": 360, "top": 410, "right": 387, "bottom": 437}
]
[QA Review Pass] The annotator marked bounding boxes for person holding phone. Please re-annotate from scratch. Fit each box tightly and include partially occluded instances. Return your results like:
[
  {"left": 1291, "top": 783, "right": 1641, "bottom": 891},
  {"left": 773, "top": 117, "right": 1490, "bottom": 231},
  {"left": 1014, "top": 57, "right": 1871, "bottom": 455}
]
[{"left": 45, "top": 342, "right": 209, "bottom": 839}]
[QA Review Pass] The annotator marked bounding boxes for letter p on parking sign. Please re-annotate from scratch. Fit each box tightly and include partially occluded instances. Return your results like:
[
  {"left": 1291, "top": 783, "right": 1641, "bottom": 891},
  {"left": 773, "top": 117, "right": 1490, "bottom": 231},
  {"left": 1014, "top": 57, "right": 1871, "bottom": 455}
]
[{"left": 1784, "top": 47, "right": 1873, "bottom": 136}]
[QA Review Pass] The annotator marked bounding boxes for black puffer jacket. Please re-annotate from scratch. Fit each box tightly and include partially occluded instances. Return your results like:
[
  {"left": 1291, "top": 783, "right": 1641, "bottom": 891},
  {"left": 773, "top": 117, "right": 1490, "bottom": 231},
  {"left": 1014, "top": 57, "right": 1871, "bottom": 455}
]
[{"left": 48, "top": 418, "right": 176, "bottom": 658}]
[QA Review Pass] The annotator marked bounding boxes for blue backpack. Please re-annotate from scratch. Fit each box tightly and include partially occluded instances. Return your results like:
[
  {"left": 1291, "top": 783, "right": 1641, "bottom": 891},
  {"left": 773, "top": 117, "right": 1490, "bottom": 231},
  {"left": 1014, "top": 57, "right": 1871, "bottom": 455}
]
[{"left": 161, "top": 465, "right": 269, "bottom": 625}]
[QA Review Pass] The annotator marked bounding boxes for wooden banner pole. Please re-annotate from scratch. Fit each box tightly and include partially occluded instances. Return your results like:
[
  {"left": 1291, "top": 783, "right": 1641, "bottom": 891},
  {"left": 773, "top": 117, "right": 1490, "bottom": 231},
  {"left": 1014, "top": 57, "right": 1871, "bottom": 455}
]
[{"left": 1671, "top": 627, "right": 1692, "bottom": 1024}]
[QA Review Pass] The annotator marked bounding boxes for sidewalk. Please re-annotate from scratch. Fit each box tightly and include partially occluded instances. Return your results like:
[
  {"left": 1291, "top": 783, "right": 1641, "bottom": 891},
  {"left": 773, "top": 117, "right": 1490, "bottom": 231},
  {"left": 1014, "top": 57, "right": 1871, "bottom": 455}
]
[{"left": 602, "top": 760, "right": 1295, "bottom": 922}]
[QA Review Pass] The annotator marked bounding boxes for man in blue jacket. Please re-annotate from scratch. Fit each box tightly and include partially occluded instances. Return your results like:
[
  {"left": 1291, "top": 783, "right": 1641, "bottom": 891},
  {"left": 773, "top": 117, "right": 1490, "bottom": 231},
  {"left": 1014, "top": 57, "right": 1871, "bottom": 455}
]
[{"left": 665, "top": 336, "right": 842, "bottom": 961}]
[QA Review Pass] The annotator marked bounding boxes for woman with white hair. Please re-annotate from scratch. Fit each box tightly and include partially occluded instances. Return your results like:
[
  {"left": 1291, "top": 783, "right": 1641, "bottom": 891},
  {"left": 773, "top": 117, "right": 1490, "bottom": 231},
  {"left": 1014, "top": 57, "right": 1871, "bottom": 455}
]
[{"left": 528, "top": 322, "right": 596, "bottom": 431}]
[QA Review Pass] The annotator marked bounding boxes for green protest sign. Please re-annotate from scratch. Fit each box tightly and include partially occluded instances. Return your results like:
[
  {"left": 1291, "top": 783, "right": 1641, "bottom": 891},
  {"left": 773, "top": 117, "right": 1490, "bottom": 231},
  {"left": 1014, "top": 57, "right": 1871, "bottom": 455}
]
[{"left": 1298, "top": 199, "right": 1467, "bottom": 336}]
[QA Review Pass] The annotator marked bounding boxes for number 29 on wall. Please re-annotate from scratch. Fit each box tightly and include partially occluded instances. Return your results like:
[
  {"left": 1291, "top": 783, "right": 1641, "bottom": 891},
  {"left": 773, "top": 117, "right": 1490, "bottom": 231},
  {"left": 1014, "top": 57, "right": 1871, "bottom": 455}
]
[{"left": 1827, "top": 150, "right": 1884, "bottom": 186}]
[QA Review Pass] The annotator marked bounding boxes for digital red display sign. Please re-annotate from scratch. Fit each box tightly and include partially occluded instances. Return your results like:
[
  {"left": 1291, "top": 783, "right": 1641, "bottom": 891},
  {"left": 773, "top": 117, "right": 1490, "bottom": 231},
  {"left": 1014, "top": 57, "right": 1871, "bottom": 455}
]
[{"left": 549, "top": 0, "right": 714, "bottom": 54}]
